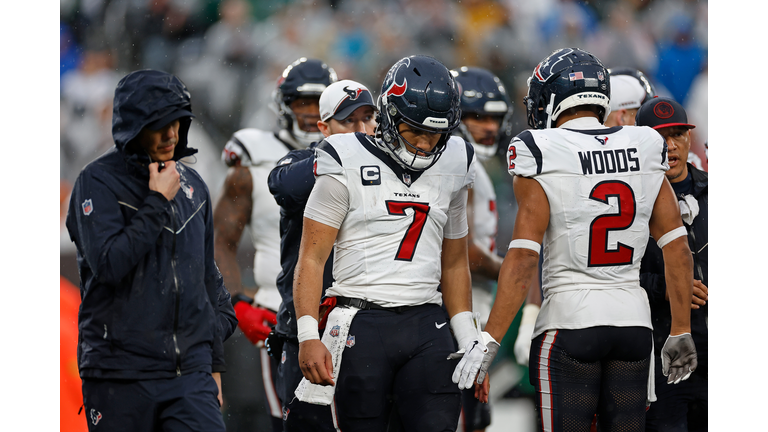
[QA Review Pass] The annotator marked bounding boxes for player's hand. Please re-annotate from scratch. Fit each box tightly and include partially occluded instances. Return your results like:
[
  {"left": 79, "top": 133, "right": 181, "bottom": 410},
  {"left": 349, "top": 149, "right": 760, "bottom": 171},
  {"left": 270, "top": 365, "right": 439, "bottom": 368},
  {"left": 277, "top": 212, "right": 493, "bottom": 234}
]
[
  {"left": 691, "top": 280, "right": 708, "bottom": 309},
  {"left": 212, "top": 372, "right": 223, "bottom": 407},
  {"left": 148, "top": 160, "right": 180, "bottom": 201},
  {"left": 233, "top": 301, "right": 277, "bottom": 346},
  {"left": 449, "top": 332, "right": 500, "bottom": 390},
  {"left": 474, "top": 371, "right": 491, "bottom": 404},
  {"left": 661, "top": 333, "right": 697, "bottom": 384},
  {"left": 298, "top": 339, "right": 335, "bottom": 386}
]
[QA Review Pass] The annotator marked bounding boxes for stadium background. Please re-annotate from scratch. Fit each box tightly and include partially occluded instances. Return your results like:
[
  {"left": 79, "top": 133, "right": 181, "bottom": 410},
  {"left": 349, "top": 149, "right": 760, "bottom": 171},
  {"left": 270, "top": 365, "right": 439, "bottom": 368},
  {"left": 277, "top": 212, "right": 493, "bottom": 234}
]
[{"left": 58, "top": 0, "right": 708, "bottom": 431}]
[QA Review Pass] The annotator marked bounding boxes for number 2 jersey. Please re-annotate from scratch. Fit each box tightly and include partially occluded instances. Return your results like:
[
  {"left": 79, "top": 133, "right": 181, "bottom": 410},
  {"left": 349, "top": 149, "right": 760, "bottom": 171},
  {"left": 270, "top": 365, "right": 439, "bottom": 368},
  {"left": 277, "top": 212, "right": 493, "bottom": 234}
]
[
  {"left": 507, "top": 117, "right": 668, "bottom": 338},
  {"left": 305, "top": 132, "right": 476, "bottom": 307}
]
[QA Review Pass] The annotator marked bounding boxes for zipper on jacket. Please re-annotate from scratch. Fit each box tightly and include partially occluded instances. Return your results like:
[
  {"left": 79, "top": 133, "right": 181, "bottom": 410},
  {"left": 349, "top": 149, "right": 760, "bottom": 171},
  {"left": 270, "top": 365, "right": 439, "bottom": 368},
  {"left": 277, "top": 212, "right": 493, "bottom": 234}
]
[
  {"left": 688, "top": 227, "right": 703, "bottom": 281},
  {"left": 171, "top": 202, "right": 182, "bottom": 376}
]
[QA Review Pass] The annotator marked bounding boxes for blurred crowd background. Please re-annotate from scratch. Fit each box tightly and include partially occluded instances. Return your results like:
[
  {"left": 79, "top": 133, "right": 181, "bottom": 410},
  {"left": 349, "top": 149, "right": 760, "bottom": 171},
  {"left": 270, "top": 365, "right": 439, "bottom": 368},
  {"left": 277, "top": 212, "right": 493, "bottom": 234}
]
[{"left": 59, "top": 0, "right": 707, "bottom": 430}]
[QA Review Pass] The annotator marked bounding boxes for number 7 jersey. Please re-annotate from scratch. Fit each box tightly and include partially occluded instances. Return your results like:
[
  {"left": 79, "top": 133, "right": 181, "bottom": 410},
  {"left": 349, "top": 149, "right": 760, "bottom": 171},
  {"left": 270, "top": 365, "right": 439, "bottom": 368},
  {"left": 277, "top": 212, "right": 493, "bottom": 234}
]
[
  {"left": 312, "top": 133, "right": 476, "bottom": 308},
  {"left": 507, "top": 119, "right": 668, "bottom": 336}
]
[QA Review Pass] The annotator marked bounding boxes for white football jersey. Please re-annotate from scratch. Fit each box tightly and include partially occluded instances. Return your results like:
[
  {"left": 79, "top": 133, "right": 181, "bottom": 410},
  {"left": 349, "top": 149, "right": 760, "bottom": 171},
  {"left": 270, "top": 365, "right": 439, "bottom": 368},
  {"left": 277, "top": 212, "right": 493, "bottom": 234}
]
[
  {"left": 507, "top": 117, "right": 668, "bottom": 337},
  {"left": 313, "top": 133, "right": 476, "bottom": 307},
  {"left": 223, "top": 128, "right": 293, "bottom": 311},
  {"left": 471, "top": 162, "right": 498, "bottom": 255}
]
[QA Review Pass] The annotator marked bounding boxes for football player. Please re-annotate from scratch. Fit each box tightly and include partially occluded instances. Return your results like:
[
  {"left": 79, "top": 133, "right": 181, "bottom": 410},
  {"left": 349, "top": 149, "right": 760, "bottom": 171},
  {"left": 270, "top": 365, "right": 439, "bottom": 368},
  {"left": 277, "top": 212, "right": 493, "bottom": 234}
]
[
  {"left": 213, "top": 57, "right": 337, "bottom": 431},
  {"left": 293, "top": 55, "right": 482, "bottom": 430},
  {"left": 267, "top": 79, "right": 377, "bottom": 430},
  {"left": 452, "top": 48, "right": 698, "bottom": 432},
  {"left": 450, "top": 66, "right": 512, "bottom": 432}
]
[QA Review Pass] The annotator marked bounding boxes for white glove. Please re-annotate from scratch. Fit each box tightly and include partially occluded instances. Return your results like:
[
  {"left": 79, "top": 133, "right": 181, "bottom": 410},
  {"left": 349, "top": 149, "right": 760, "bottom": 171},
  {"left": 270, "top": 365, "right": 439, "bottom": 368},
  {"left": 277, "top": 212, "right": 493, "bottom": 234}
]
[
  {"left": 449, "top": 332, "right": 500, "bottom": 389},
  {"left": 513, "top": 304, "right": 539, "bottom": 367},
  {"left": 661, "top": 333, "right": 697, "bottom": 384}
]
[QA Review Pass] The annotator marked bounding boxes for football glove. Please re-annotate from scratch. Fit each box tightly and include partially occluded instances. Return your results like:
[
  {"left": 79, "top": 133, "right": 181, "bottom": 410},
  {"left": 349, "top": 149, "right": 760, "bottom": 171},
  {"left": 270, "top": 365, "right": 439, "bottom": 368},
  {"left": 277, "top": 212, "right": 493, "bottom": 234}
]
[
  {"left": 234, "top": 300, "right": 277, "bottom": 346},
  {"left": 449, "top": 331, "right": 500, "bottom": 390},
  {"left": 661, "top": 333, "right": 697, "bottom": 384}
]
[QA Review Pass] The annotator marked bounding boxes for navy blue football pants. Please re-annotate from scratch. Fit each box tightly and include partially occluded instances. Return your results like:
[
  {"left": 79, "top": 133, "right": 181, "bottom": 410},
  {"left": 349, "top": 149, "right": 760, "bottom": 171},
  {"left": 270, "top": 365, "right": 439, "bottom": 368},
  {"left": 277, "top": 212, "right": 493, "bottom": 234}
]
[
  {"left": 529, "top": 326, "right": 652, "bottom": 432},
  {"left": 334, "top": 304, "right": 461, "bottom": 431},
  {"left": 81, "top": 371, "right": 225, "bottom": 432}
]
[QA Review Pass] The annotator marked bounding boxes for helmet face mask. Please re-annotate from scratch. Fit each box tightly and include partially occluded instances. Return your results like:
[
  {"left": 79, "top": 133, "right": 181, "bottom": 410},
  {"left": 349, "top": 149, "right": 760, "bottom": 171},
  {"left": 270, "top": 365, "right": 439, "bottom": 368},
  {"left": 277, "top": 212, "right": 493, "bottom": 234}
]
[
  {"left": 273, "top": 57, "right": 337, "bottom": 146},
  {"left": 451, "top": 66, "right": 512, "bottom": 161},
  {"left": 524, "top": 48, "right": 611, "bottom": 129},
  {"left": 375, "top": 55, "right": 462, "bottom": 171}
]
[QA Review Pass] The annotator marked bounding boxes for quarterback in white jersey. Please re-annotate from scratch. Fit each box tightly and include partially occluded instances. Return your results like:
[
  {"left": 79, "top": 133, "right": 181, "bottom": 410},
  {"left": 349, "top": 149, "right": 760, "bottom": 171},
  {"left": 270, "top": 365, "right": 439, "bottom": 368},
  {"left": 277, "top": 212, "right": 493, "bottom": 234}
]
[
  {"left": 293, "top": 56, "right": 490, "bottom": 431},
  {"left": 453, "top": 48, "right": 697, "bottom": 432},
  {"left": 213, "top": 58, "right": 337, "bottom": 430}
]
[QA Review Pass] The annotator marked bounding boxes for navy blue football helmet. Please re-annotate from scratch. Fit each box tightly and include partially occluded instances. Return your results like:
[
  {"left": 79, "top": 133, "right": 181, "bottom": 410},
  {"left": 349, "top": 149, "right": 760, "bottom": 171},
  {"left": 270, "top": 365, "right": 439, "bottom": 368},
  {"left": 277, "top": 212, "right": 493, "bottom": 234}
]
[
  {"left": 375, "top": 55, "right": 462, "bottom": 171},
  {"left": 451, "top": 66, "right": 512, "bottom": 161},
  {"left": 607, "top": 66, "right": 657, "bottom": 104},
  {"left": 524, "top": 48, "right": 611, "bottom": 129},
  {"left": 273, "top": 57, "right": 337, "bottom": 146}
]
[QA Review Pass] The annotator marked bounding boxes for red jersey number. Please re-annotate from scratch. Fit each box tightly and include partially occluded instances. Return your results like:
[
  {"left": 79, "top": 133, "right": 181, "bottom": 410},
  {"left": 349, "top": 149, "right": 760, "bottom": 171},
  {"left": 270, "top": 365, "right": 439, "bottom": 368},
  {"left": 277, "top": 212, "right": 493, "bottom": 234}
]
[
  {"left": 587, "top": 181, "right": 636, "bottom": 267},
  {"left": 386, "top": 201, "right": 431, "bottom": 261}
]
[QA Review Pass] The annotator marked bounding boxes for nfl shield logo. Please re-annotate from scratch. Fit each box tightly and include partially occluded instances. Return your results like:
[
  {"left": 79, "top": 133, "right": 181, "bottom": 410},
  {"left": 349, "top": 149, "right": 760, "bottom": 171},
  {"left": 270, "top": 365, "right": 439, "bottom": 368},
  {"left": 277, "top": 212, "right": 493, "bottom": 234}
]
[
  {"left": 330, "top": 325, "right": 340, "bottom": 337},
  {"left": 346, "top": 335, "right": 355, "bottom": 348},
  {"left": 402, "top": 173, "right": 411, "bottom": 185},
  {"left": 82, "top": 199, "right": 93, "bottom": 216},
  {"left": 597, "top": 71, "right": 604, "bottom": 80}
]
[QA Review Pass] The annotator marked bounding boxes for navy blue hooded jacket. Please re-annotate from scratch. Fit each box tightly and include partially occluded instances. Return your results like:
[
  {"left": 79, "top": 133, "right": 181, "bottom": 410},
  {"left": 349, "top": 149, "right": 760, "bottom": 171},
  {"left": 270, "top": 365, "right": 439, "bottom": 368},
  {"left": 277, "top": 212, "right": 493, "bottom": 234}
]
[{"left": 66, "top": 70, "right": 238, "bottom": 379}]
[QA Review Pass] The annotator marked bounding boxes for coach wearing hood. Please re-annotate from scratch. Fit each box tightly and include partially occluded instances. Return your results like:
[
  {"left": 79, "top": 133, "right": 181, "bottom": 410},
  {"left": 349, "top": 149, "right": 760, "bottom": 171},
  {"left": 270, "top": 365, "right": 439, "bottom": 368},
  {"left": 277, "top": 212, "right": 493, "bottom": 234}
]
[{"left": 66, "top": 70, "right": 237, "bottom": 431}]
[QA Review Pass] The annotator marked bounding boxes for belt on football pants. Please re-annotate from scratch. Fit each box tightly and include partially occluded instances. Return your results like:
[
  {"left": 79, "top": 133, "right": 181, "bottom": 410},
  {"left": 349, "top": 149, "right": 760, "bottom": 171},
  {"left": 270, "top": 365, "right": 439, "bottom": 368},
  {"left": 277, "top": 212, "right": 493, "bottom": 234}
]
[{"left": 335, "top": 296, "right": 417, "bottom": 314}]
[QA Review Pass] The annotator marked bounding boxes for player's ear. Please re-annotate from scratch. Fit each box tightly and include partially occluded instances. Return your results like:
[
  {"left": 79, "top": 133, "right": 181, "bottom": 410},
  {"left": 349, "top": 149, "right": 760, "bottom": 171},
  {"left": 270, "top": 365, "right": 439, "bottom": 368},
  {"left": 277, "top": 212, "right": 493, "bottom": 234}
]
[{"left": 318, "top": 120, "right": 332, "bottom": 138}]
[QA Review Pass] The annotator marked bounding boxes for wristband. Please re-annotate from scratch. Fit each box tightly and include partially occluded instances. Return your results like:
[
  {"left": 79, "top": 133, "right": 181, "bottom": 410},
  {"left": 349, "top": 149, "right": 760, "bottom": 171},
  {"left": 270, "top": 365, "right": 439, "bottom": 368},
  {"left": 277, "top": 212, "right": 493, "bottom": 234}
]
[
  {"left": 450, "top": 311, "right": 481, "bottom": 349},
  {"left": 508, "top": 239, "right": 541, "bottom": 254},
  {"left": 656, "top": 226, "right": 687, "bottom": 249},
  {"left": 296, "top": 316, "right": 320, "bottom": 343},
  {"left": 520, "top": 303, "right": 540, "bottom": 327}
]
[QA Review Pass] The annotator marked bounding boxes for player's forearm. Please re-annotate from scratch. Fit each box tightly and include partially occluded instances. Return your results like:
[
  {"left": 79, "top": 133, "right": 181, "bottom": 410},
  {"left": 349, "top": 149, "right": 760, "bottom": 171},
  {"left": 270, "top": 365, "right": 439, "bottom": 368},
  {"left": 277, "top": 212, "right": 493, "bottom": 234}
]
[
  {"left": 484, "top": 249, "right": 539, "bottom": 342},
  {"left": 468, "top": 241, "right": 503, "bottom": 280},
  {"left": 293, "top": 258, "right": 325, "bottom": 321},
  {"left": 662, "top": 237, "right": 694, "bottom": 335},
  {"left": 441, "top": 237, "right": 473, "bottom": 317},
  {"left": 213, "top": 239, "right": 244, "bottom": 294}
]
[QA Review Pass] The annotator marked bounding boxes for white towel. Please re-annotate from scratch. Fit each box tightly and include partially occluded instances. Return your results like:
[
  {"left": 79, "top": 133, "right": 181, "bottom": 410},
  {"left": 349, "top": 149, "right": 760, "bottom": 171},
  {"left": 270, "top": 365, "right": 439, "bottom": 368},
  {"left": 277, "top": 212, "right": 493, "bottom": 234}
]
[
  {"left": 646, "top": 340, "right": 656, "bottom": 406},
  {"left": 294, "top": 306, "right": 359, "bottom": 405},
  {"left": 678, "top": 194, "right": 699, "bottom": 225}
]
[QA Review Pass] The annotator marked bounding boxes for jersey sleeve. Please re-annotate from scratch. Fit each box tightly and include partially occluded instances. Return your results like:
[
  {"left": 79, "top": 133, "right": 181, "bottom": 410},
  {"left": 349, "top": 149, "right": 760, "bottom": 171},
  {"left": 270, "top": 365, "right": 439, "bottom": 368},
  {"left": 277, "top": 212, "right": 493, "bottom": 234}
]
[
  {"left": 506, "top": 130, "right": 543, "bottom": 178},
  {"left": 638, "top": 126, "right": 669, "bottom": 174},
  {"left": 462, "top": 139, "right": 477, "bottom": 190},
  {"left": 313, "top": 139, "right": 347, "bottom": 186},
  {"left": 304, "top": 174, "right": 349, "bottom": 229}
]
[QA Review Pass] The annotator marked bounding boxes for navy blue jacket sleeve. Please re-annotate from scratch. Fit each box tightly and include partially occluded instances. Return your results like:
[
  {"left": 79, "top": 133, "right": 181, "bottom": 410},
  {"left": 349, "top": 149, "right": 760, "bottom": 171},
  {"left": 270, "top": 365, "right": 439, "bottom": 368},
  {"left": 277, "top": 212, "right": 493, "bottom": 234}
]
[
  {"left": 66, "top": 168, "right": 170, "bottom": 286},
  {"left": 268, "top": 149, "right": 316, "bottom": 213}
]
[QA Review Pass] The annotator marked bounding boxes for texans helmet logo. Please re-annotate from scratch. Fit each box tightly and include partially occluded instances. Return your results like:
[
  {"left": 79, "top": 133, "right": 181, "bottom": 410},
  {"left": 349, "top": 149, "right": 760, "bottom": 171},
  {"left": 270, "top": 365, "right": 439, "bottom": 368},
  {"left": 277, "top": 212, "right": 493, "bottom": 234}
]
[
  {"left": 383, "top": 78, "right": 407, "bottom": 98},
  {"left": 343, "top": 86, "right": 363, "bottom": 100},
  {"left": 595, "top": 136, "right": 609, "bottom": 145}
]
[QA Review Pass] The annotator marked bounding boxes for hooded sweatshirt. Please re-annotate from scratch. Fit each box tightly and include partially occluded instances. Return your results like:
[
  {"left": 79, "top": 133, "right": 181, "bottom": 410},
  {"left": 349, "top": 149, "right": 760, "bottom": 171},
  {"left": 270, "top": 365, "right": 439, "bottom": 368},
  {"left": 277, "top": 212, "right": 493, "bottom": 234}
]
[{"left": 66, "top": 70, "right": 237, "bottom": 379}]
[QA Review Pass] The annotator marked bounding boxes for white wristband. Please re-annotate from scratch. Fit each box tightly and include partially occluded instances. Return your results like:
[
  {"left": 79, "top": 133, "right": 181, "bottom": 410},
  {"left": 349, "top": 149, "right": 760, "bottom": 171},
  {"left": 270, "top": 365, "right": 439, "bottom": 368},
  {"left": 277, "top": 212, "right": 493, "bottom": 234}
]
[
  {"left": 656, "top": 226, "right": 687, "bottom": 249},
  {"left": 520, "top": 303, "right": 540, "bottom": 326},
  {"left": 296, "top": 316, "right": 320, "bottom": 343},
  {"left": 450, "top": 311, "right": 481, "bottom": 349},
  {"left": 508, "top": 239, "right": 541, "bottom": 254}
]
